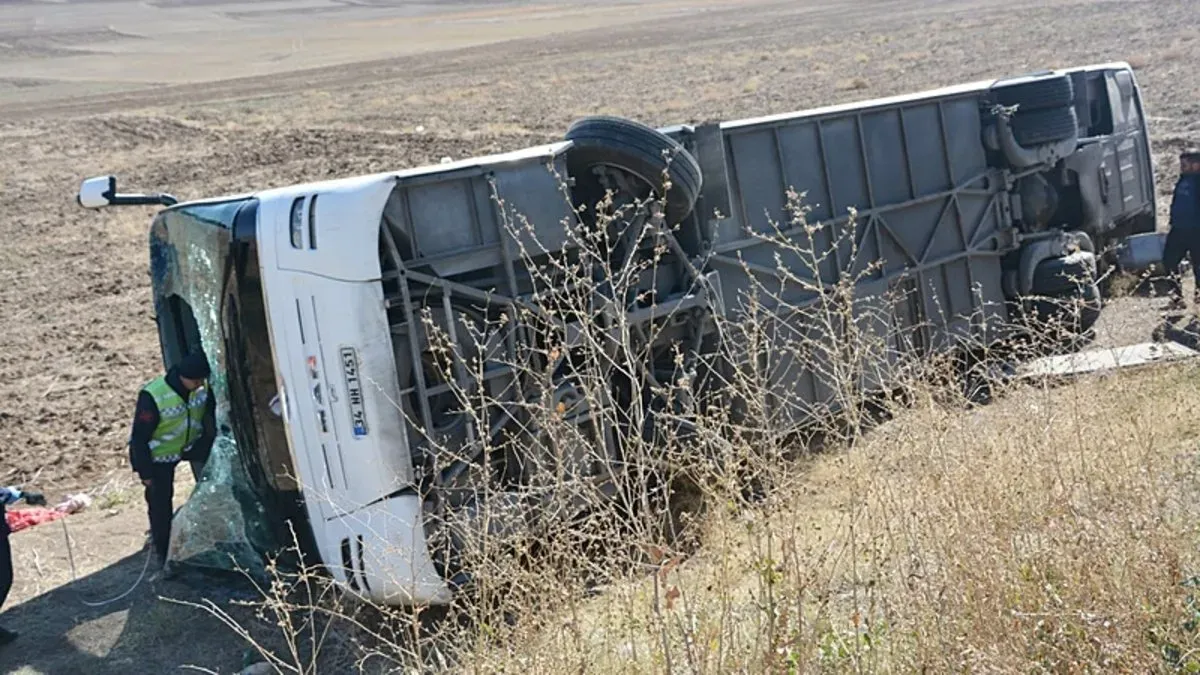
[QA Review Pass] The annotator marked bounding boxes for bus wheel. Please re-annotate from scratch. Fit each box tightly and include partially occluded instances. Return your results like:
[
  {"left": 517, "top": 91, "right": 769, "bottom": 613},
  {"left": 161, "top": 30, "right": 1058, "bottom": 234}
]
[{"left": 564, "top": 115, "right": 702, "bottom": 225}]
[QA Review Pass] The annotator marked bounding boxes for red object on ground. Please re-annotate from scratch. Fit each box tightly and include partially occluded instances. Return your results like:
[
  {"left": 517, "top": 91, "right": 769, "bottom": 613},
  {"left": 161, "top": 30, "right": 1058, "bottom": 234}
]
[{"left": 5, "top": 507, "right": 67, "bottom": 534}]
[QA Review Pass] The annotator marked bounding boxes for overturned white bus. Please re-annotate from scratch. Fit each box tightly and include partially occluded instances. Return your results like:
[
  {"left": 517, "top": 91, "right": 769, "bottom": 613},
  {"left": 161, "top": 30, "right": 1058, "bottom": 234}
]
[{"left": 78, "top": 62, "right": 1157, "bottom": 605}]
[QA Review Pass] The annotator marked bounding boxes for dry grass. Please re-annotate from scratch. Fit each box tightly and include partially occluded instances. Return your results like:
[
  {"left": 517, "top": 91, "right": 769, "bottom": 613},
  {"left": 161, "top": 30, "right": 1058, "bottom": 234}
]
[
  {"left": 184, "top": 177, "right": 1200, "bottom": 674},
  {"left": 198, "top": 362, "right": 1200, "bottom": 673},
  {"left": 481, "top": 364, "right": 1200, "bottom": 673}
]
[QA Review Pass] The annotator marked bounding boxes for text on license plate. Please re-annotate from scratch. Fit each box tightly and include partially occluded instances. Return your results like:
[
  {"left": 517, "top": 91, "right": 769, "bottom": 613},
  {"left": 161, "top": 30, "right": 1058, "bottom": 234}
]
[{"left": 340, "top": 346, "right": 369, "bottom": 438}]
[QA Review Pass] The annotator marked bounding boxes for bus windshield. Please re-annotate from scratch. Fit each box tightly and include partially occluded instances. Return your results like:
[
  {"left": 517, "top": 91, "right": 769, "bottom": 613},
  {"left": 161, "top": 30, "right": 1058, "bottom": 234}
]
[{"left": 147, "top": 197, "right": 284, "bottom": 577}]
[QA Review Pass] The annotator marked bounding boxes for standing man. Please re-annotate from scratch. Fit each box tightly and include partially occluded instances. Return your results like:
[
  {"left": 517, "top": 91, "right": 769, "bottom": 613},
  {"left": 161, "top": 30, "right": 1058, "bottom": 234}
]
[
  {"left": 1163, "top": 149, "right": 1200, "bottom": 309},
  {"left": 1, "top": 484, "right": 46, "bottom": 646},
  {"left": 128, "top": 351, "right": 216, "bottom": 568}
]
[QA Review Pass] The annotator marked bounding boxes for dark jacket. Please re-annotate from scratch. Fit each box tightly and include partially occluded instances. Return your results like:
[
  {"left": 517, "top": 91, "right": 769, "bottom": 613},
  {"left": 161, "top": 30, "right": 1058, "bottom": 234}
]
[
  {"left": 1170, "top": 174, "right": 1200, "bottom": 230},
  {"left": 128, "top": 368, "right": 216, "bottom": 480}
]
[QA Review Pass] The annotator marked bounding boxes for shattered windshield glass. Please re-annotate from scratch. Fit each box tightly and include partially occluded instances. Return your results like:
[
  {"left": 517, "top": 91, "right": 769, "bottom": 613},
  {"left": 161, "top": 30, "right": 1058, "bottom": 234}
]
[{"left": 149, "top": 199, "right": 277, "bottom": 581}]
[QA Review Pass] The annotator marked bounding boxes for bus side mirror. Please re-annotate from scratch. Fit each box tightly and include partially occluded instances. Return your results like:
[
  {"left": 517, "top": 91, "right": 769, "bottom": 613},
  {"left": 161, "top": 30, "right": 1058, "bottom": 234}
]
[
  {"left": 75, "top": 175, "right": 179, "bottom": 208},
  {"left": 78, "top": 175, "right": 117, "bottom": 209}
]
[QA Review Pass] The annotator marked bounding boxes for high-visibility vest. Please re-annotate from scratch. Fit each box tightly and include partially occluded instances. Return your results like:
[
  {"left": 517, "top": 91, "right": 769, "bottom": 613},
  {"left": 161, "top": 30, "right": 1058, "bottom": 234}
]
[{"left": 143, "top": 376, "right": 208, "bottom": 462}]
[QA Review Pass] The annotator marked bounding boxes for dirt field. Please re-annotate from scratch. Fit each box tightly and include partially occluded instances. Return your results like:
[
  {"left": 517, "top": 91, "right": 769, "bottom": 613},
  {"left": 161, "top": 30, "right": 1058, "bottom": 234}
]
[{"left": 1, "top": 0, "right": 1197, "bottom": 672}]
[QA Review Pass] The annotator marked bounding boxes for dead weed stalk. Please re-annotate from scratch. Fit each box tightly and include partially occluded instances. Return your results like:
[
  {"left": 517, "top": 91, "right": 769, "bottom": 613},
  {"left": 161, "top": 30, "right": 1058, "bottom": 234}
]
[{"left": 179, "top": 168, "right": 1200, "bottom": 674}]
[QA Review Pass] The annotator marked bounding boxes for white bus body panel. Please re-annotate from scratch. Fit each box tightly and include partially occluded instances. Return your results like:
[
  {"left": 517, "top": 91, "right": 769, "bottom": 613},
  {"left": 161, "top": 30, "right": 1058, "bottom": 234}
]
[
  {"left": 246, "top": 142, "right": 576, "bottom": 604},
  {"left": 255, "top": 175, "right": 449, "bottom": 604}
]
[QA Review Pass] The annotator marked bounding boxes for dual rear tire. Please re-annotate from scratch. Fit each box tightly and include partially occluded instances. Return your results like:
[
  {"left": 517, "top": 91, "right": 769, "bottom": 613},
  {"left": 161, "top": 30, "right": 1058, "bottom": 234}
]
[{"left": 989, "top": 74, "right": 1079, "bottom": 148}]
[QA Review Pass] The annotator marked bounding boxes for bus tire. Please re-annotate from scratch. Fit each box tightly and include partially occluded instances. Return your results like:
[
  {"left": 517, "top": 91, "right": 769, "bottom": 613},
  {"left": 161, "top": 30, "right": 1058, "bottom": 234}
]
[
  {"left": 565, "top": 115, "right": 702, "bottom": 224},
  {"left": 1011, "top": 106, "right": 1079, "bottom": 147},
  {"left": 991, "top": 74, "right": 1075, "bottom": 111},
  {"left": 1024, "top": 255, "right": 1102, "bottom": 345}
]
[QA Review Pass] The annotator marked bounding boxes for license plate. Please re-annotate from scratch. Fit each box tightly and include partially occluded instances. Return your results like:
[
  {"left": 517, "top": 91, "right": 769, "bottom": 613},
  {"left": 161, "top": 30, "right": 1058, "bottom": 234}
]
[{"left": 340, "top": 347, "right": 369, "bottom": 438}]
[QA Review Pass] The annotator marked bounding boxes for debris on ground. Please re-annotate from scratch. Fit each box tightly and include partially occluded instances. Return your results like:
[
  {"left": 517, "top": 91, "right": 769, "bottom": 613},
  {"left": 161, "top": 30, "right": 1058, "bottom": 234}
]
[
  {"left": 1017, "top": 341, "right": 1200, "bottom": 382},
  {"left": 4, "top": 493, "right": 92, "bottom": 533}
]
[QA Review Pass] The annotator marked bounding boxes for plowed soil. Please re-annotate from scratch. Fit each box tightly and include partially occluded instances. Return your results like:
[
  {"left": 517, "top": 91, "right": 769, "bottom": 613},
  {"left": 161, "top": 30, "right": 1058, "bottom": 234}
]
[{"left": 0, "top": 0, "right": 1197, "bottom": 670}]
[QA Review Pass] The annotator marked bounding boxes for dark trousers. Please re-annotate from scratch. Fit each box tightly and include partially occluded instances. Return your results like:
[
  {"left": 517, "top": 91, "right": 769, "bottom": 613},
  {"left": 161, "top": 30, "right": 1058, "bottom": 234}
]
[
  {"left": 1163, "top": 226, "right": 1200, "bottom": 299},
  {"left": 0, "top": 534, "right": 11, "bottom": 615},
  {"left": 144, "top": 461, "right": 178, "bottom": 559}
]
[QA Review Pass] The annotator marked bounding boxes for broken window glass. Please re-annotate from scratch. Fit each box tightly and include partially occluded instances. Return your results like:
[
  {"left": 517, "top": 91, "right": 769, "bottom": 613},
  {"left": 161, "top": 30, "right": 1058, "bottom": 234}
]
[{"left": 148, "top": 200, "right": 278, "bottom": 582}]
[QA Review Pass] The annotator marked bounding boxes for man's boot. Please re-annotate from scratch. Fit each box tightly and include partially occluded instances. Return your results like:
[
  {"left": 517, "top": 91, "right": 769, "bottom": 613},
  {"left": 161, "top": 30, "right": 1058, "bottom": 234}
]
[
  {"left": 149, "top": 547, "right": 169, "bottom": 582},
  {"left": 0, "top": 626, "right": 18, "bottom": 646}
]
